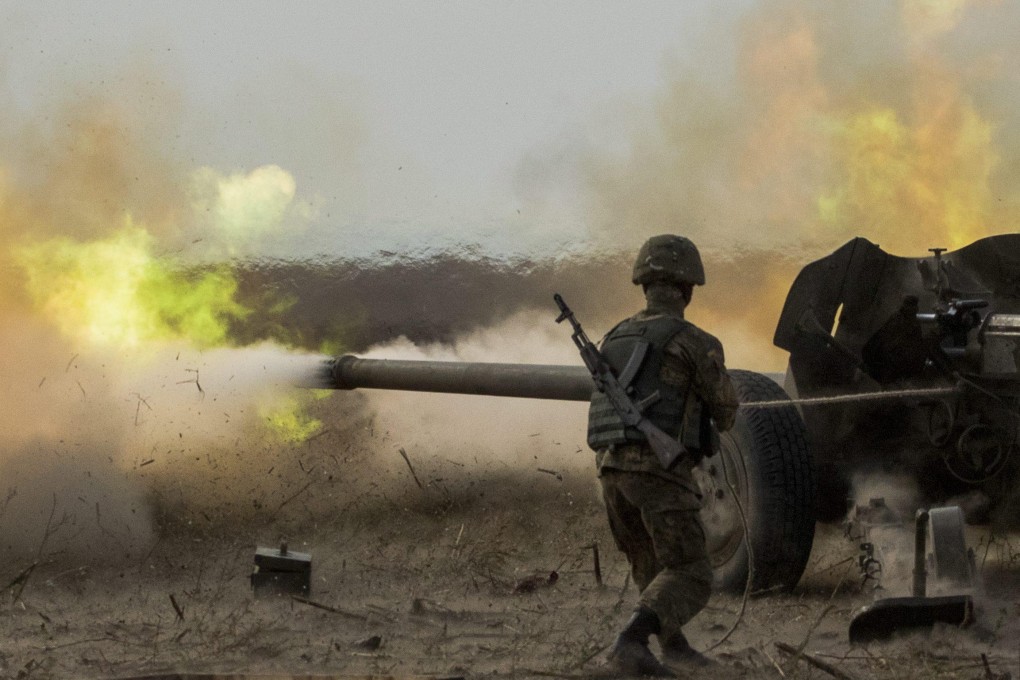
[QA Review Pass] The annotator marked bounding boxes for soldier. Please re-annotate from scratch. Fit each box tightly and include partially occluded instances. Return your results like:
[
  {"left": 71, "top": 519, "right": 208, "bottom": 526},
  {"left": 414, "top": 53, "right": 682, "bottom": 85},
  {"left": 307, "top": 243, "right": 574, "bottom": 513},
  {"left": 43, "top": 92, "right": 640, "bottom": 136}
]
[{"left": 590, "top": 234, "right": 738, "bottom": 676}]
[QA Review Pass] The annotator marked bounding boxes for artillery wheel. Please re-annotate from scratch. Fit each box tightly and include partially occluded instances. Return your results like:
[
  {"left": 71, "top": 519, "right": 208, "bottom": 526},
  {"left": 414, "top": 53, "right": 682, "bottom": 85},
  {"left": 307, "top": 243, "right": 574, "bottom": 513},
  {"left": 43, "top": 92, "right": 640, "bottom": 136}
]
[
  {"left": 694, "top": 370, "right": 816, "bottom": 593},
  {"left": 928, "top": 506, "right": 973, "bottom": 589}
]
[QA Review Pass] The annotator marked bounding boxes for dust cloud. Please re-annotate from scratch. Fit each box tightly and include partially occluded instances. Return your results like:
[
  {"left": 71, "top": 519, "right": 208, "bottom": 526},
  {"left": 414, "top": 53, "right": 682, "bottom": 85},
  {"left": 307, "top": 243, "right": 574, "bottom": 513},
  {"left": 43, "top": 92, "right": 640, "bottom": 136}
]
[
  {"left": 851, "top": 471, "right": 923, "bottom": 521},
  {"left": 0, "top": 317, "right": 327, "bottom": 561},
  {"left": 0, "top": 81, "right": 326, "bottom": 564}
]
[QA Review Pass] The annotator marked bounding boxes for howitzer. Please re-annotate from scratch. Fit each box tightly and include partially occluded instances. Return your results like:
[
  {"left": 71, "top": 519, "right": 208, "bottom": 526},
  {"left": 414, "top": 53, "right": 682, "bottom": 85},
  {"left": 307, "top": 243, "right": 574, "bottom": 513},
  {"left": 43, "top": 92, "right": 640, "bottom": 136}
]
[{"left": 310, "top": 234, "right": 1020, "bottom": 630}]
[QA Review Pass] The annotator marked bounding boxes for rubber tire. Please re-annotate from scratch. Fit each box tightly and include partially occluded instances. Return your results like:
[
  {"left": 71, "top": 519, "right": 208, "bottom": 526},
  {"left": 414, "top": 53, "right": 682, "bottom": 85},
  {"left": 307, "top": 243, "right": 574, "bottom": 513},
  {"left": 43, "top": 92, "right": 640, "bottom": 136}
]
[{"left": 702, "top": 369, "right": 816, "bottom": 593}]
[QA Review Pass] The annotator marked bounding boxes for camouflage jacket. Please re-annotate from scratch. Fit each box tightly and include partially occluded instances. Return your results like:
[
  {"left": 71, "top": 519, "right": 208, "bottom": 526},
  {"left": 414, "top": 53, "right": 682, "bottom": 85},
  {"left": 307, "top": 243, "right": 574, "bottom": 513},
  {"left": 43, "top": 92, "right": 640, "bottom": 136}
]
[{"left": 595, "top": 305, "right": 738, "bottom": 487}]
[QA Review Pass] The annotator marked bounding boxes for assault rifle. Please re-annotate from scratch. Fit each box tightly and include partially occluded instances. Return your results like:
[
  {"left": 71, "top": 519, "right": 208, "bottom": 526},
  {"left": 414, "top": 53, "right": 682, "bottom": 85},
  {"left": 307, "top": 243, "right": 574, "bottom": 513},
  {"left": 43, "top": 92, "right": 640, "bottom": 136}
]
[{"left": 554, "top": 293, "right": 686, "bottom": 470}]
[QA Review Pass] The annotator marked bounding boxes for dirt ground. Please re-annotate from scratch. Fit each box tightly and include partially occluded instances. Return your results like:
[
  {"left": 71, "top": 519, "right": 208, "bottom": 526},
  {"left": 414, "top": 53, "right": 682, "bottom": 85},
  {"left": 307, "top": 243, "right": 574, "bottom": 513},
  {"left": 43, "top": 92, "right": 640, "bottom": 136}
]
[{"left": 4, "top": 393, "right": 1020, "bottom": 680}]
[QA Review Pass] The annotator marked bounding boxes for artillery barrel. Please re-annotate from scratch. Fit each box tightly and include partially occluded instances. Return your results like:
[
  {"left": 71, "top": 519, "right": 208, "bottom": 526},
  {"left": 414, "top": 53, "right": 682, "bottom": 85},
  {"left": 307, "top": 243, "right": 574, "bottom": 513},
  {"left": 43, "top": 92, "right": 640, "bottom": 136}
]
[{"left": 328, "top": 354, "right": 592, "bottom": 402}]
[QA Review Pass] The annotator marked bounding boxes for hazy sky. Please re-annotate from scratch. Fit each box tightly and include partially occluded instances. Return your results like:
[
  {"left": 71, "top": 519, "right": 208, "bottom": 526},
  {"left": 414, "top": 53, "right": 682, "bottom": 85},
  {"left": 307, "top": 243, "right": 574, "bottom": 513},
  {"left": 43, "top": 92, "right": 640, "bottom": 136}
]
[
  {"left": 5, "top": 1, "right": 1018, "bottom": 263},
  {"left": 3, "top": 1, "right": 749, "bottom": 258}
]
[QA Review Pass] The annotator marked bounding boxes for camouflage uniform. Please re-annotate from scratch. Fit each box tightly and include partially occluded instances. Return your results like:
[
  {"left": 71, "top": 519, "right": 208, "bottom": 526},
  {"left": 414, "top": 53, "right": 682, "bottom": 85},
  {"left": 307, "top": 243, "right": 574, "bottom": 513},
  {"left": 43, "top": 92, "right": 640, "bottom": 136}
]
[{"left": 594, "top": 300, "right": 738, "bottom": 647}]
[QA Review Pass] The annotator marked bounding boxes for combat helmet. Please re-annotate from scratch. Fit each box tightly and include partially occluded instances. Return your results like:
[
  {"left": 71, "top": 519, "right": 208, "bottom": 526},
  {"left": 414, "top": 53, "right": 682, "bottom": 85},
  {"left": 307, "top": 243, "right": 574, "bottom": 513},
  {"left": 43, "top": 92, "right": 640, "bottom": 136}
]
[{"left": 632, "top": 234, "right": 705, "bottom": 287}]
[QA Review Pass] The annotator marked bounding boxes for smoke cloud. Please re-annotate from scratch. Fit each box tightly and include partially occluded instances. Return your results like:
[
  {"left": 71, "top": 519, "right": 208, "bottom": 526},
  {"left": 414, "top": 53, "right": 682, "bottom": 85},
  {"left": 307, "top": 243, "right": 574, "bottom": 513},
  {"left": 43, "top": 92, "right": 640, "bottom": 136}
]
[
  {"left": 566, "top": 0, "right": 1020, "bottom": 255},
  {"left": 359, "top": 311, "right": 589, "bottom": 476},
  {"left": 0, "top": 80, "right": 324, "bottom": 563}
]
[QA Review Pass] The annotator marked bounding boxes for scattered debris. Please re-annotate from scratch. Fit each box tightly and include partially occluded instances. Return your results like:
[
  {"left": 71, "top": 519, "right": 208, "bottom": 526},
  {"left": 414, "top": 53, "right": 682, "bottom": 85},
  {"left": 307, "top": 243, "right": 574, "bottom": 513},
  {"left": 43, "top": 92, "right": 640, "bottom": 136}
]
[
  {"left": 410, "top": 598, "right": 500, "bottom": 625},
  {"left": 537, "top": 467, "right": 563, "bottom": 481},
  {"left": 982, "top": 653, "right": 1012, "bottom": 680},
  {"left": 4, "top": 562, "right": 36, "bottom": 600},
  {"left": 589, "top": 543, "right": 602, "bottom": 586},
  {"left": 177, "top": 368, "right": 204, "bottom": 396},
  {"left": 512, "top": 570, "right": 558, "bottom": 594},
  {"left": 291, "top": 595, "right": 369, "bottom": 621},
  {"left": 776, "top": 640, "right": 860, "bottom": 680},
  {"left": 169, "top": 593, "right": 185, "bottom": 622},
  {"left": 276, "top": 480, "right": 315, "bottom": 512},
  {"left": 399, "top": 447, "right": 424, "bottom": 489},
  {"left": 131, "top": 392, "right": 152, "bottom": 425},
  {"left": 353, "top": 635, "right": 383, "bottom": 650}
]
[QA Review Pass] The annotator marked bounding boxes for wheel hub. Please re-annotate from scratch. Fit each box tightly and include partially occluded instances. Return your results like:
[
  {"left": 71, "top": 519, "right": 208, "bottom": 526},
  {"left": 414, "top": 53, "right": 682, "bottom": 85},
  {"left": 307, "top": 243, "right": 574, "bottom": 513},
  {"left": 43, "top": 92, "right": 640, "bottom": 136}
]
[{"left": 696, "top": 431, "right": 749, "bottom": 568}]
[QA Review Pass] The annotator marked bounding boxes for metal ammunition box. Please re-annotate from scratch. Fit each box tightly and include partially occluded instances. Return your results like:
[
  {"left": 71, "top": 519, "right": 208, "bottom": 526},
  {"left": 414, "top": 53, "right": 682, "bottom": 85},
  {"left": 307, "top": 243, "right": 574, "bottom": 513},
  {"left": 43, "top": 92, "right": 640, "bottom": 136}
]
[{"left": 251, "top": 543, "right": 311, "bottom": 597}]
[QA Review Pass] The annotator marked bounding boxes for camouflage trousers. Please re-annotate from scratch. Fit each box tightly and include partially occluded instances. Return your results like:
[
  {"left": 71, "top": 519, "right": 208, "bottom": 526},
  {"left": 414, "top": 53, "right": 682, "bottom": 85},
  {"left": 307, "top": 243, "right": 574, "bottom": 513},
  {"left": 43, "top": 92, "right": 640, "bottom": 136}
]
[{"left": 600, "top": 469, "right": 713, "bottom": 641}]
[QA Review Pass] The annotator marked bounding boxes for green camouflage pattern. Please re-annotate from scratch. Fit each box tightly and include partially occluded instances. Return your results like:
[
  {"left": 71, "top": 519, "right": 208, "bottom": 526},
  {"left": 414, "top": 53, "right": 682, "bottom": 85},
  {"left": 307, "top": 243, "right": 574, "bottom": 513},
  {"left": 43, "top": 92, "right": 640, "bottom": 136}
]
[
  {"left": 595, "top": 308, "right": 738, "bottom": 480},
  {"left": 600, "top": 466, "right": 713, "bottom": 642},
  {"left": 594, "top": 300, "right": 736, "bottom": 643}
]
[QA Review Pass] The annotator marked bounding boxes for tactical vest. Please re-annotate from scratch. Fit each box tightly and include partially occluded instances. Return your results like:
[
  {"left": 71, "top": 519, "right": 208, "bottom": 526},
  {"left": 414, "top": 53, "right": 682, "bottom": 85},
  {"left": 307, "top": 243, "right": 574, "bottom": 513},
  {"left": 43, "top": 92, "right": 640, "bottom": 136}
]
[{"left": 587, "top": 315, "right": 699, "bottom": 453}]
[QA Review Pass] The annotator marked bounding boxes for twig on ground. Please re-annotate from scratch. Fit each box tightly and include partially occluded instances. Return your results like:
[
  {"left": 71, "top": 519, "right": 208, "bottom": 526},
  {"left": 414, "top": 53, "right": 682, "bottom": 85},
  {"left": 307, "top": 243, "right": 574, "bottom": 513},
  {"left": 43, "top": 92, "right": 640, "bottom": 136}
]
[
  {"left": 804, "top": 555, "right": 856, "bottom": 580},
  {"left": 16, "top": 494, "right": 66, "bottom": 600},
  {"left": 44, "top": 636, "right": 111, "bottom": 652},
  {"left": 591, "top": 542, "right": 603, "bottom": 586},
  {"left": 776, "top": 641, "right": 859, "bottom": 680},
  {"left": 364, "top": 603, "right": 400, "bottom": 622},
  {"left": 982, "top": 652, "right": 1012, "bottom": 680},
  {"left": 291, "top": 595, "right": 370, "bottom": 621},
  {"left": 795, "top": 603, "right": 835, "bottom": 655},
  {"left": 572, "top": 641, "right": 612, "bottom": 670},
  {"left": 399, "top": 447, "right": 424, "bottom": 489},
  {"left": 4, "top": 562, "right": 37, "bottom": 597},
  {"left": 0, "top": 486, "right": 16, "bottom": 525},
  {"left": 774, "top": 604, "right": 838, "bottom": 679},
  {"left": 169, "top": 593, "right": 185, "bottom": 621},
  {"left": 521, "top": 670, "right": 596, "bottom": 679},
  {"left": 277, "top": 480, "right": 314, "bottom": 511},
  {"left": 761, "top": 646, "right": 786, "bottom": 677},
  {"left": 304, "top": 427, "right": 332, "bottom": 443},
  {"left": 410, "top": 598, "right": 504, "bottom": 628},
  {"left": 36, "top": 494, "right": 58, "bottom": 562}
]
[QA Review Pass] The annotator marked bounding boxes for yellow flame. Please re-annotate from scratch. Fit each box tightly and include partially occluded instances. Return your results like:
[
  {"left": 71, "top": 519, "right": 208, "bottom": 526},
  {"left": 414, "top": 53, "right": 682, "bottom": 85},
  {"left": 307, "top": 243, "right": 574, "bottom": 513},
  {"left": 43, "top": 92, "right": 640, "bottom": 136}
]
[
  {"left": 260, "top": 394, "right": 323, "bottom": 444},
  {"left": 818, "top": 86, "right": 996, "bottom": 253},
  {"left": 14, "top": 221, "right": 249, "bottom": 349}
]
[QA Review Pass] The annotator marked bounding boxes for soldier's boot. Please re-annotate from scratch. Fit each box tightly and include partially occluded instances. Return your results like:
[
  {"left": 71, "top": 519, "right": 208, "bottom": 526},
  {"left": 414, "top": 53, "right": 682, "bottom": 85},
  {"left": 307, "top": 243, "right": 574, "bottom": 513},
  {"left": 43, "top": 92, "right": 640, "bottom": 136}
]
[
  {"left": 605, "top": 607, "right": 676, "bottom": 678},
  {"left": 660, "top": 630, "right": 713, "bottom": 668}
]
